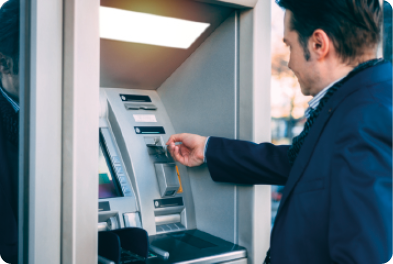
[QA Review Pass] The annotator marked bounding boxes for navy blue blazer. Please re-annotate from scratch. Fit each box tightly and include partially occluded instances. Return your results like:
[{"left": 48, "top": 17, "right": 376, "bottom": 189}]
[
  {"left": 206, "top": 62, "right": 392, "bottom": 263},
  {"left": 0, "top": 109, "right": 18, "bottom": 263}
]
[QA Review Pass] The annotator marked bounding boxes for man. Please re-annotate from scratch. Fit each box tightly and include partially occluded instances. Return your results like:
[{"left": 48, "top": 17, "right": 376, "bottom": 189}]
[
  {"left": 0, "top": 0, "right": 20, "bottom": 263},
  {"left": 167, "top": 0, "right": 392, "bottom": 263}
]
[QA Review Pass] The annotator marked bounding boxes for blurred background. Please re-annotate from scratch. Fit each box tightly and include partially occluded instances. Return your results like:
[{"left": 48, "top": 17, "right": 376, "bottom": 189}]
[{"left": 270, "top": 0, "right": 310, "bottom": 226}]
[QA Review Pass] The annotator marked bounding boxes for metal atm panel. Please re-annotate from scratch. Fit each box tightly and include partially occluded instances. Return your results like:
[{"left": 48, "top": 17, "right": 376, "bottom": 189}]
[
  {"left": 100, "top": 88, "right": 247, "bottom": 263},
  {"left": 103, "top": 88, "right": 194, "bottom": 236}
]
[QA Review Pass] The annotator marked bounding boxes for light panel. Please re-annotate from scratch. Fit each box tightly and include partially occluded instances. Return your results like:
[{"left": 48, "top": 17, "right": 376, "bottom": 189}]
[{"left": 100, "top": 7, "right": 210, "bottom": 49}]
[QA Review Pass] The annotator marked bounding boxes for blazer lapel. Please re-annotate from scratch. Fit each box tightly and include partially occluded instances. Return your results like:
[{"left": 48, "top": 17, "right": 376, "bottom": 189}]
[{"left": 272, "top": 62, "right": 392, "bottom": 228}]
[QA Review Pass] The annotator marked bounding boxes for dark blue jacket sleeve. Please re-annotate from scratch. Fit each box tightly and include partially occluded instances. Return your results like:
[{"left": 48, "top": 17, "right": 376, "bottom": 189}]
[
  {"left": 328, "top": 102, "right": 392, "bottom": 263},
  {"left": 206, "top": 137, "right": 291, "bottom": 185}
]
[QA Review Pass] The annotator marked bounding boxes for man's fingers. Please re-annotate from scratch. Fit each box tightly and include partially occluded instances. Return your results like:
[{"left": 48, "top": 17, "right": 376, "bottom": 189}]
[
  {"left": 167, "top": 143, "right": 176, "bottom": 157},
  {"left": 167, "top": 134, "right": 205, "bottom": 167},
  {"left": 166, "top": 133, "right": 185, "bottom": 145},
  {"left": 171, "top": 145, "right": 188, "bottom": 165}
]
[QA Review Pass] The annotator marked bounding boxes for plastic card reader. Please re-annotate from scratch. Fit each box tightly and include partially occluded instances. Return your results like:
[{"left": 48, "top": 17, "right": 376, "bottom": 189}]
[{"left": 144, "top": 136, "right": 180, "bottom": 197}]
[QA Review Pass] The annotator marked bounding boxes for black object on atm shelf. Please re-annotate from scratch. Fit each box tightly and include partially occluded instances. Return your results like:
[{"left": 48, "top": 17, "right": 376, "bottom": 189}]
[
  {"left": 99, "top": 231, "right": 121, "bottom": 264},
  {"left": 99, "top": 227, "right": 149, "bottom": 264},
  {"left": 147, "top": 229, "right": 246, "bottom": 263}
]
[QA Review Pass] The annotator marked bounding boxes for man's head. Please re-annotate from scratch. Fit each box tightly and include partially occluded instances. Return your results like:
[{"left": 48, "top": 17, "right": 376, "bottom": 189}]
[
  {"left": 0, "top": 0, "right": 19, "bottom": 100},
  {"left": 277, "top": 0, "right": 382, "bottom": 96}
]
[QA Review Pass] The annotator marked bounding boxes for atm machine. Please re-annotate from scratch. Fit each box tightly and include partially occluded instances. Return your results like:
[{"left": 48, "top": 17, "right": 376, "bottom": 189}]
[
  {"left": 98, "top": 90, "right": 247, "bottom": 263},
  {"left": 97, "top": 0, "right": 271, "bottom": 263}
]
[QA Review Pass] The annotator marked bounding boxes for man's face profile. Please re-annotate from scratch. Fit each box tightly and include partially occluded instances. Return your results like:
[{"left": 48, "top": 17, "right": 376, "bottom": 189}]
[{"left": 283, "top": 11, "right": 319, "bottom": 97}]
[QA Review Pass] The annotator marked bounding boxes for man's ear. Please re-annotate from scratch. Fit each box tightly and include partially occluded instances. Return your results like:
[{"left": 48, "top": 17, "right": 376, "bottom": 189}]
[
  {"left": 309, "top": 29, "right": 331, "bottom": 61},
  {"left": 0, "top": 52, "right": 13, "bottom": 75}
]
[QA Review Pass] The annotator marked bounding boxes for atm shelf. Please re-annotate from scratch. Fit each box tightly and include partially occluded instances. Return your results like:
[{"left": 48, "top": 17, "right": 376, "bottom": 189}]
[{"left": 147, "top": 229, "right": 246, "bottom": 264}]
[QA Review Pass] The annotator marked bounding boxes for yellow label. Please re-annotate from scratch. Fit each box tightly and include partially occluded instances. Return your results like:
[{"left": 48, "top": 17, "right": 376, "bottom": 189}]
[{"left": 176, "top": 165, "right": 183, "bottom": 193}]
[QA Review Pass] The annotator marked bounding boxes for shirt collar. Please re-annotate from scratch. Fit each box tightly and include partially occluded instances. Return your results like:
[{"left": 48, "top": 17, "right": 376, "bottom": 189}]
[
  {"left": 0, "top": 85, "right": 20, "bottom": 112},
  {"left": 304, "top": 77, "right": 344, "bottom": 118}
]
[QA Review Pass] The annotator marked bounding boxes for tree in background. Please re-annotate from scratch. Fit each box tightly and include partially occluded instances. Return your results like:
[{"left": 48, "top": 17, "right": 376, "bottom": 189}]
[{"left": 270, "top": 2, "right": 310, "bottom": 144}]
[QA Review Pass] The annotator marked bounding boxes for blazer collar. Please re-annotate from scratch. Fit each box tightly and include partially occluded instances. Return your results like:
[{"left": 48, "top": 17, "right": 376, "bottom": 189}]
[{"left": 272, "top": 61, "right": 392, "bottom": 230}]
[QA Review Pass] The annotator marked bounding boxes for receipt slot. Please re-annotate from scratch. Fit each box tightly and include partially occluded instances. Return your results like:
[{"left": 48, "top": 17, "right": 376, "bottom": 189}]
[{"left": 155, "top": 163, "right": 180, "bottom": 197}]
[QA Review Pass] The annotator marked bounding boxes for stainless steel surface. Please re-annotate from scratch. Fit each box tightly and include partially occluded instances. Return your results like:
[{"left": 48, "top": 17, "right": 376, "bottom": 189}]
[
  {"left": 62, "top": 0, "right": 100, "bottom": 263},
  {"left": 157, "top": 12, "right": 237, "bottom": 243},
  {"left": 155, "top": 163, "right": 180, "bottom": 197},
  {"left": 24, "top": 1, "right": 64, "bottom": 263},
  {"left": 218, "top": 258, "right": 247, "bottom": 264},
  {"left": 98, "top": 211, "right": 119, "bottom": 231},
  {"left": 98, "top": 255, "right": 115, "bottom": 264},
  {"left": 144, "top": 137, "right": 156, "bottom": 146},
  {"left": 98, "top": 222, "right": 109, "bottom": 232},
  {"left": 98, "top": 211, "right": 117, "bottom": 223},
  {"left": 155, "top": 214, "right": 181, "bottom": 225},
  {"left": 237, "top": 1, "right": 272, "bottom": 262},
  {"left": 145, "top": 136, "right": 170, "bottom": 157},
  {"left": 149, "top": 245, "right": 170, "bottom": 260},
  {"left": 98, "top": 211, "right": 122, "bottom": 231},
  {"left": 156, "top": 223, "right": 186, "bottom": 234},
  {"left": 98, "top": 197, "right": 138, "bottom": 228},
  {"left": 108, "top": 216, "right": 120, "bottom": 230},
  {"left": 123, "top": 212, "right": 142, "bottom": 228},
  {"left": 175, "top": 251, "right": 246, "bottom": 264}
]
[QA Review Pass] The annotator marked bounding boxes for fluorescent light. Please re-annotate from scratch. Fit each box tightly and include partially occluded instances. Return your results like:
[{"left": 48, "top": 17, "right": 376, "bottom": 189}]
[{"left": 100, "top": 7, "right": 210, "bottom": 49}]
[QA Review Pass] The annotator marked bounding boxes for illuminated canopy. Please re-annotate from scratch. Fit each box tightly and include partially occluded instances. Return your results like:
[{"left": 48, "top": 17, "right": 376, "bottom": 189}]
[{"left": 100, "top": 7, "right": 210, "bottom": 49}]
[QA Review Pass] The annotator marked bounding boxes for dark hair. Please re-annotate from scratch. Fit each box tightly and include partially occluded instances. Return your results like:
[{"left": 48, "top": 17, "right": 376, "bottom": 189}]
[
  {"left": 276, "top": 0, "right": 382, "bottom": 63},
  {"left": 0, "top": 0, "right": 19, "bottom": 74}
]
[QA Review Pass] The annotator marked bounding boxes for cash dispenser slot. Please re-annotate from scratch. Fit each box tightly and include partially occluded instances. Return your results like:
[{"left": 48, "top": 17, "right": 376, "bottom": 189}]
[
  {"left": 144, "top": 136, "right": 180, "bottom": 197},
  {"left": 125, "top": 102, "right": 157, "bottom": 111}
]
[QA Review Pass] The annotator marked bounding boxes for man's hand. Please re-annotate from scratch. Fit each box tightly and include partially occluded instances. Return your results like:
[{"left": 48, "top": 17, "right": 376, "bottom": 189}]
[{"left": 166, "top": 133, "right": 207, "bottom": 167}]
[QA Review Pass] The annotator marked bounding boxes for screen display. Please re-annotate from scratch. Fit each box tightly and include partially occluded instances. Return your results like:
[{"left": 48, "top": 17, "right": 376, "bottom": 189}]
[{"left": 99, "top": 143, "right": 122, "bottom": 199}]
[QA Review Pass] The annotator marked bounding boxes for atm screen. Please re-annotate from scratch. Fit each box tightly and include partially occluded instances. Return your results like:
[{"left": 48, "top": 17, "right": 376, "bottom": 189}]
[{"left": 99, "top": 142, "right": 122, "bottom": 199}]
